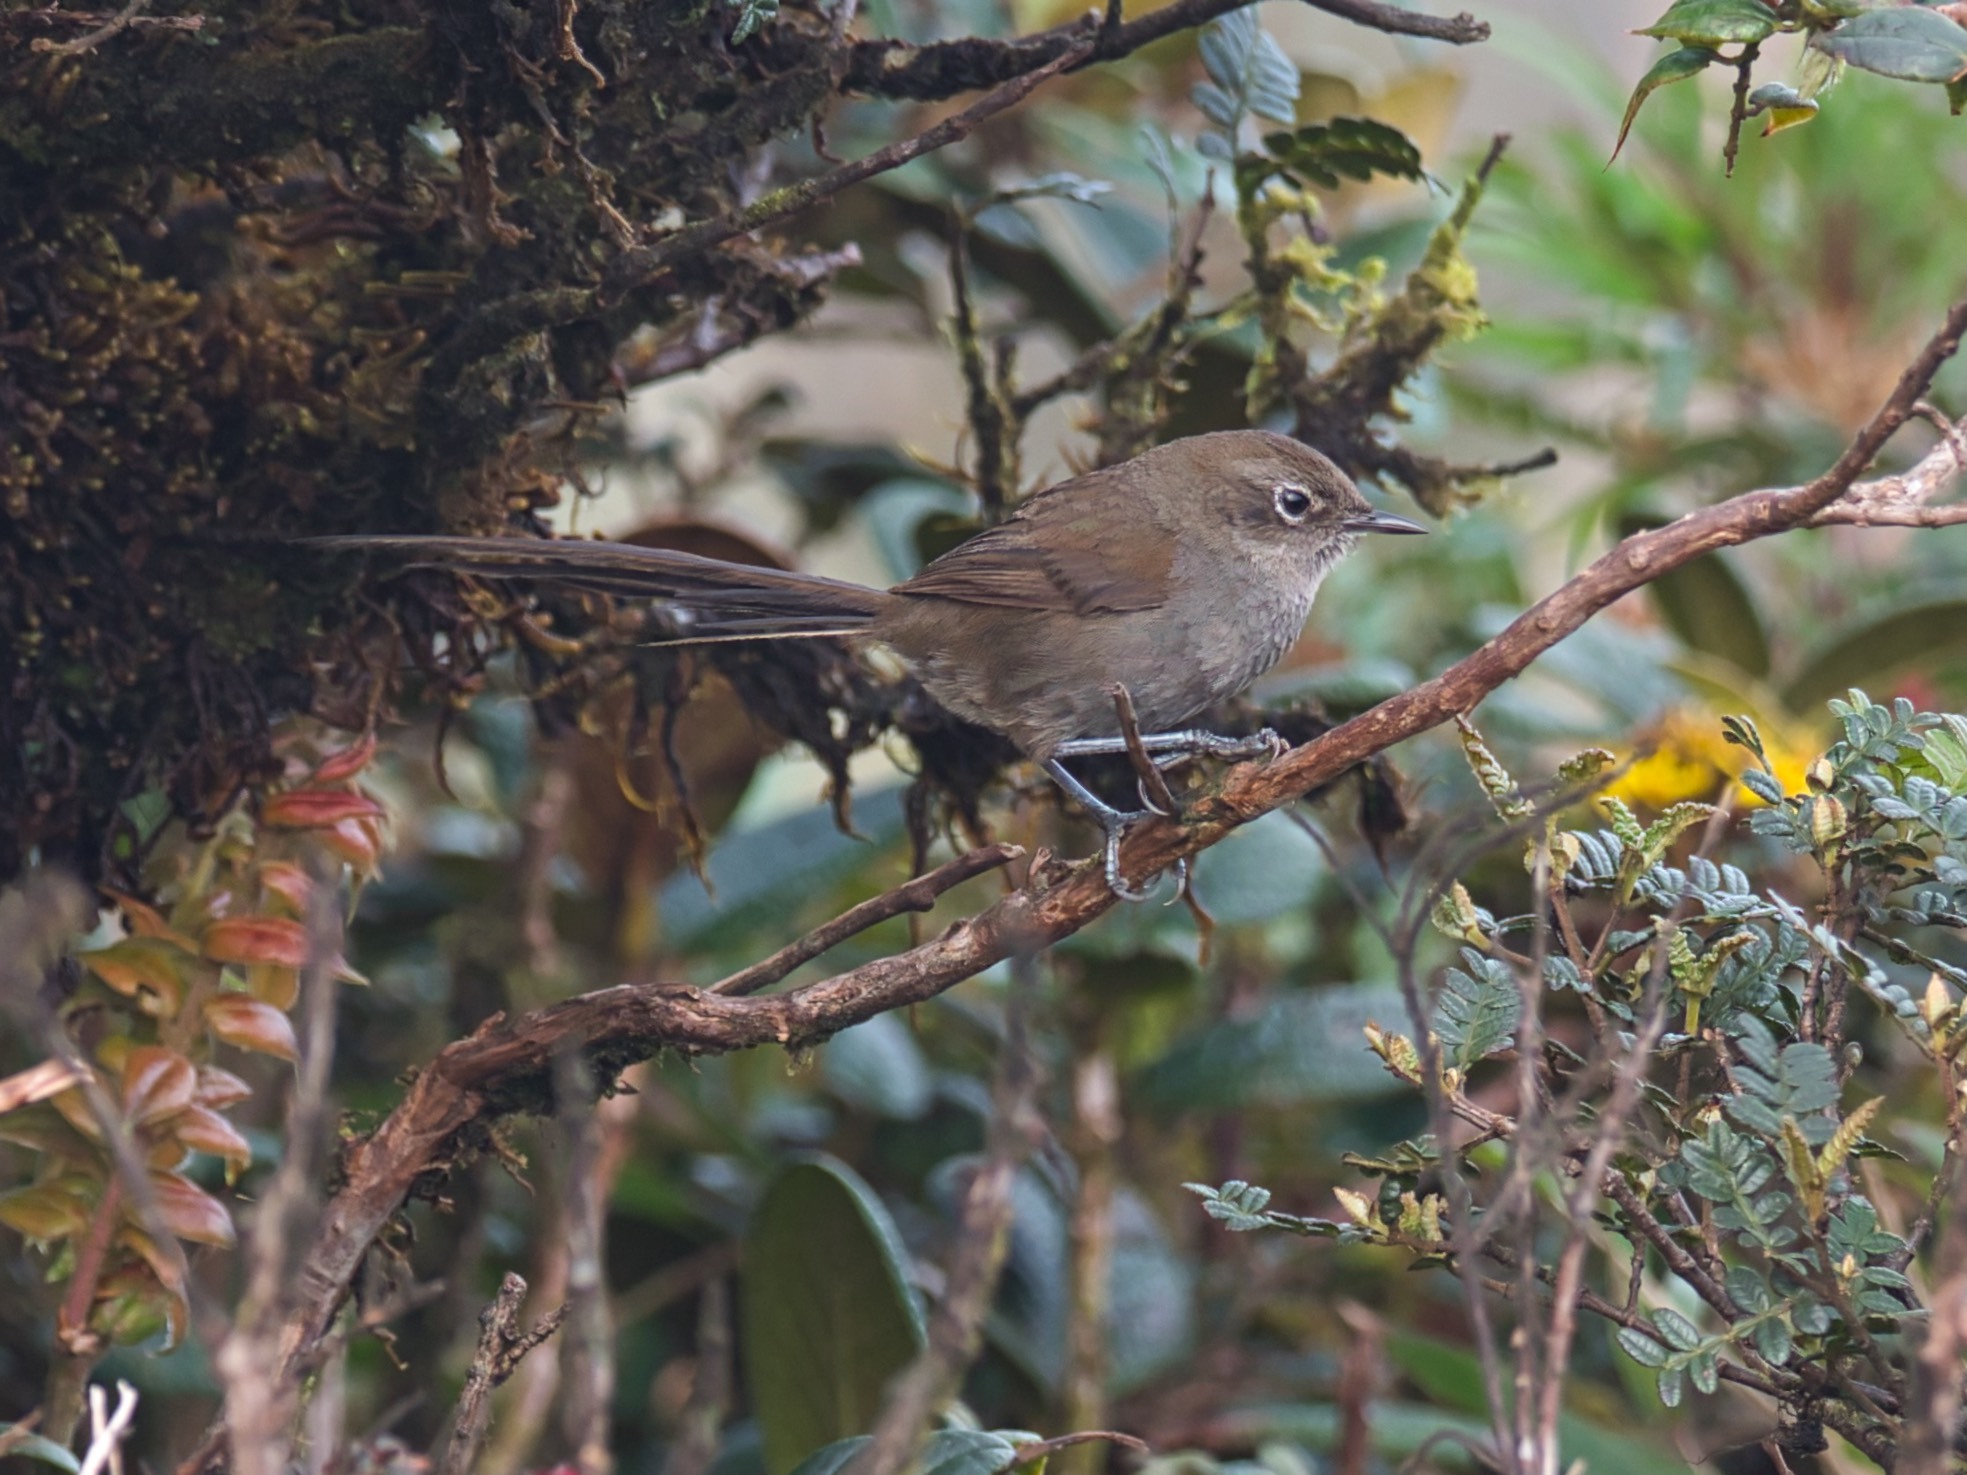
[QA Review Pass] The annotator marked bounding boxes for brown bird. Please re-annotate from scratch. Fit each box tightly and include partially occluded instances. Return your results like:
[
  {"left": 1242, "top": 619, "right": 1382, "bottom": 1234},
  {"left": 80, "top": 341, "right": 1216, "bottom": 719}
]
[{"left": 313, "top": 430, "right": 1423, "bottom": 894}]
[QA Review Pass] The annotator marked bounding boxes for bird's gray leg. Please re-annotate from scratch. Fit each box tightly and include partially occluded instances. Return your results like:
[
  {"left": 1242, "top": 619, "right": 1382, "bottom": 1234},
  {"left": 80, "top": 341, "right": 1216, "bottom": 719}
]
[
  {"left": 1041, "top": 758, "right": 1174, "bottom": 903},
  {"left": 1053, "top": 727, "right": 1287, "bottom": 763}
]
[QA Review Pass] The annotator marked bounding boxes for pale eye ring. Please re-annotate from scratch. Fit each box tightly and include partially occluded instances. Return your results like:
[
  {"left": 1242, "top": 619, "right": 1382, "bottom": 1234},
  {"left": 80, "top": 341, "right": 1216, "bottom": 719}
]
[{"left": 1272, "top": 483, "right": 1312, "bottom": 524}]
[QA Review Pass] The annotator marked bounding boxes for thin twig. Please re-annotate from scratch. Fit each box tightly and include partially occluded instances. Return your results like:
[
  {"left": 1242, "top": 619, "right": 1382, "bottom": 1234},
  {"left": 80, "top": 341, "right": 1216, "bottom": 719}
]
[
  {"left": 437, "top": 1274, "right": 566, "bottom": 1475},
  {"left": 711, "top": 843, "right": 1022, "bottom": 996},
  {"left": 844, "top": 0, "right": 1489, "bottom": 100},
  {"left": 601, "top": 40, "right": 1095, "bottom": 304}
]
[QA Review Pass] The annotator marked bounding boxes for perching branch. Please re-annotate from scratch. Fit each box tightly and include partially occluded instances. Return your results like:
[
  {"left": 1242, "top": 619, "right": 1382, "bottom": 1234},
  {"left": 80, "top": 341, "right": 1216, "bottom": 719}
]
[
  {"left": 844, "top": 0, "right": 1490, "bottom": 101},
  {"left": 238, "top": 291, "right": 1967, "bottom": 1422}
]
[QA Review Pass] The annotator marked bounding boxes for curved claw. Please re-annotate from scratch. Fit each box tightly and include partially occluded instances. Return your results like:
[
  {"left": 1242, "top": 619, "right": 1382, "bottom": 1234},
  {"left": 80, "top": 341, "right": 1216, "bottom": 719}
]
[
  {"left": 1103, "top": 823, "right": 1162, "bottom": 902},
  {"left": 1135, "top": 777, "right": 1176, "bottom": 817},
  {"left": 1160, "top": 856, "right": 1191, "bottom": 906}
]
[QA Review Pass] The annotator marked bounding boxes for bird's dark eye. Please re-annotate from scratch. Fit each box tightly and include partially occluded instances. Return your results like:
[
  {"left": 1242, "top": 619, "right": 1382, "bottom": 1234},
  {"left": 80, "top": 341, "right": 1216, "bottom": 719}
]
[{"left": 1272, "top": 484, "right": 1312, "bottom": 524}]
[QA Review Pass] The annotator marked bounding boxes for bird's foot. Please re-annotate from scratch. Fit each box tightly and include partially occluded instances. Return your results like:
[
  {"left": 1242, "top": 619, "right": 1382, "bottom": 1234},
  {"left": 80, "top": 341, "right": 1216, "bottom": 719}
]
[
  {"left": 1042, "top": 758, "right": 1178, "bottom": 902},
  {"left": 1053, "top": 726, "right": 1287, "bottom": 765}
]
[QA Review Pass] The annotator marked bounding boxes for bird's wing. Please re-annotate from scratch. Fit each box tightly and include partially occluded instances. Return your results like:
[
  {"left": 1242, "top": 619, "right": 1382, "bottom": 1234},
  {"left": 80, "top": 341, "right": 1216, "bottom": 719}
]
[{"left": 892, "top": 472, "right": 1173, "bottom": 614}]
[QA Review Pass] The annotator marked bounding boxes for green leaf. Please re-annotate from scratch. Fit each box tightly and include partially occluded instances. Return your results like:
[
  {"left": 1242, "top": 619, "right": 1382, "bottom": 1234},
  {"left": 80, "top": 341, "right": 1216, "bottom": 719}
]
[
  {"left": 1194, "top": 7, "right": 1299, "bottom": 152},
  {"left": 1433, "top": 951, "right": 1522, "bottom": 1069},
  {"left": 1617, "top": 1327, "right": 1672, "bottom": 1367},
  {"left": 724, "top": 0, "right": 778, "bottom": 44},
  {"left": 1636, "top": 0, "right": 1780, "bottom": 46},
  {"left": 1258, "top": 118, "right": 1423, "bottom": 190},
  {"left": 1812, "top": 8, "right": 1967, "bottom": 82},
  {"left": 1782, "top": 599, "right": 1967, "bottom": 711},
  {"left": 742, "top": 1158, "right": 927, "bottom": 1475},
  {"left": 1619, "top": 516, "right": 1770, "bottom": 675},
  {"left": 1651, "top": 1306, "right": 1702, "bottom": 1351},
  {"left": 0, "top": 1427, "right": 81, "bottom": 1474},
  {"left": 1615, "top": 47, "right": 1722, "bottom": 159}
]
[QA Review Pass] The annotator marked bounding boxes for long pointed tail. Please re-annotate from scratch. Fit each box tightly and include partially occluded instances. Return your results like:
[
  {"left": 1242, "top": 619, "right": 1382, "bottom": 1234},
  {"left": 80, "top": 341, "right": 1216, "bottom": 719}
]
[{"left": 307, "top": 535, "right": 890, "bottom": 638}]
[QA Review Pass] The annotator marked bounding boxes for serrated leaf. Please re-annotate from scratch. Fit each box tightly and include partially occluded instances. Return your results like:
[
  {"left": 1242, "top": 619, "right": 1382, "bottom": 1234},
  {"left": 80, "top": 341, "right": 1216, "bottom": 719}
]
[
  {"left": 1433, "top": 952, "right": 1522, "bottom": 1069},
  {"left": 1456, "top": 716, "right": 1533, "bottom": 821},
  {"left": 1258, "top": 118, "right": 1423, "bottom": 190},
  {"left": 742, "top": 1157, "right": 926, "bottom": 1475},
  {"left": 1637, "top": 0, "right": 1779, "bottom": 46},
  {"left": 1194, "top": 8, "right": 1299, "bottom": 149},
  {"left": 1812, "top": 7, "right": 1967, "bottom": 82}
]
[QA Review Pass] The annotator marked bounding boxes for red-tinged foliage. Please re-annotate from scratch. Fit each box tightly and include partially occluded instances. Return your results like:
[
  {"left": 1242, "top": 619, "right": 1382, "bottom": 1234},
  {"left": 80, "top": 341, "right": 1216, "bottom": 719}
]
[
  {"left": 202, "top": 916, "right": 311, "bottom": 970},
  {"left": 203, "top": 994, "right": 301, "bottom": 1062},
  {"left": 120, "top": 1046, "right": 197, "bottom": 1128},
  {"left": 261, "top": 789, "right": 385, "bottom": 830},
  {"left": 311, "top": 732, "right": 380, "bottom": 784}
]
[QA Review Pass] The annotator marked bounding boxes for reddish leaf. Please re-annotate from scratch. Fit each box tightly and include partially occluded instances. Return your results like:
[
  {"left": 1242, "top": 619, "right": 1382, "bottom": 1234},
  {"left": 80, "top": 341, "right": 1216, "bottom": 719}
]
[
  {"left": 312, "top": 732, "right": 379, "bottom": 784},
  {"left": 168, "top": 1104, "right": 253, "bottom": 1176},
  {"left": 203, "top": 916, "right": 310, "bottom": 969},
  {"left": 317, "top": 815, "right": 383, "bottom": 870},
  {"left": 121, "top": 1045, "right": 197, "bottom": 1127},
  {"left": 148, "top": 1169, "right": 236, "bottom": 1246},
  {"left": 195, "top": 1064, "right": 253, "bottom": 1108},
  {"left": 257, "top": 862, "right": 313, "bottom": 916},
  {"left": 262, "top": 789, "right": 384, "bottom": 829},
  {"left": 204, "top": 994, "right": 299, "bottom": 1061},
  {"left": 105, "top": 890, "right": 200, "bottom": 951},
  {"left": 79, "top": 937, "right": 193, "bottom": 1013}
]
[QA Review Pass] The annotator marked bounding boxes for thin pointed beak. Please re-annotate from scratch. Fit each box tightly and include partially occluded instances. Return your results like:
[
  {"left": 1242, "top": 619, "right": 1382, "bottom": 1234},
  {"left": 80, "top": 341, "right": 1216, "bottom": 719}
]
[{"left": 1344, "top": 508, "right": 1428, "bottom": 535}]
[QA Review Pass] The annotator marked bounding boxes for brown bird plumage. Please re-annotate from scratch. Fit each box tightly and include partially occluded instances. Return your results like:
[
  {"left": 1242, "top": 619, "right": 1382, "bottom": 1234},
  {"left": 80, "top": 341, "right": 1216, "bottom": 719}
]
[{"left": 313, "top": 430, "right": 1422, "bottom": 760}]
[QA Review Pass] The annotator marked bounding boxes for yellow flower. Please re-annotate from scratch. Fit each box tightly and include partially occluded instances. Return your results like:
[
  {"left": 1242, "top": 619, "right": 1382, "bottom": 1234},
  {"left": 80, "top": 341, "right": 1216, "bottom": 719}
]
[{"left": 1601, "top": 707, "right": 1822, "bottom": 811}]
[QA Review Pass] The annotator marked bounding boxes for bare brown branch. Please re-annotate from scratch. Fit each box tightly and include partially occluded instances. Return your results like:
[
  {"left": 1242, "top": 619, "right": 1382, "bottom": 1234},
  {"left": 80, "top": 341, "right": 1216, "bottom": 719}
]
[{"left": 844, "top": 0, "right": 1489, "bottom": 101}]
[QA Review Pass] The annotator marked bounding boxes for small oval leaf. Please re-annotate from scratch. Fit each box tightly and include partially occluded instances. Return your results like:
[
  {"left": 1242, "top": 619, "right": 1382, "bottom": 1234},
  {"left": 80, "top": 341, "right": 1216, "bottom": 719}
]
[
  {"left": 148, "top": 1169, "right": 237, "bottom": 1246},
  {"left": 260, "top": 789, "right": 384, "bottom": 829},
  {"left": 122, "top": 1045, "right": 197, "bottom": 1127},
  {"left": 204, "top": 995, "right": 300, "bottom": 1061},
  {"left": 202, "top": 917, "right": 310, "bottom": 969}
]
